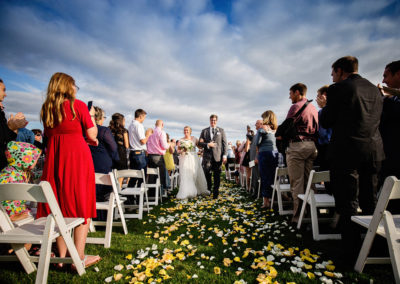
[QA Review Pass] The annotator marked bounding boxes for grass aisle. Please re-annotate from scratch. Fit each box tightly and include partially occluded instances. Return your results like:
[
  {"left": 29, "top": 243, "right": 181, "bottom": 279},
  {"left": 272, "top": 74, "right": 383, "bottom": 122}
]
[{"left": 0, "top": 180, "right": 394, "bottom": 283}]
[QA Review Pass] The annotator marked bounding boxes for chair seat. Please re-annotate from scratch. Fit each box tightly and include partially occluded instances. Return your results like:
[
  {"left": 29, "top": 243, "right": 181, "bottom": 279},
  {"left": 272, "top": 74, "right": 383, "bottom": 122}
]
[
  {"left": 95, "top": 199, "right": 124, "bottom": 210},
  {"left": 351, "top": 215, "right": 400, "bottom": 238},
  {"left": 0, "top": 217, "right": 84, "bottom": 244},
  {"left": 298, "top": 193, "right": 335, "bottom": 207},
  {"left": 121, "top": 187, "right": 147, "bottom": 195}
]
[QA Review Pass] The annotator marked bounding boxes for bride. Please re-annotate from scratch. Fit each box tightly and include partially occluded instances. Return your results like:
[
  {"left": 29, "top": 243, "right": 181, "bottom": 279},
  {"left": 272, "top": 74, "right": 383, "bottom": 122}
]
[{"left": 176, "top": 126, "right": 210, "bottom": 199}]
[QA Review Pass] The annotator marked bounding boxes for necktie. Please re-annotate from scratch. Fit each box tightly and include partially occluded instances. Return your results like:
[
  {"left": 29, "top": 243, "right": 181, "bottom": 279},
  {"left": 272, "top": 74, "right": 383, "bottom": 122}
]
[{"left": 212, "top": 128, "right": 215, "bottom": 137}]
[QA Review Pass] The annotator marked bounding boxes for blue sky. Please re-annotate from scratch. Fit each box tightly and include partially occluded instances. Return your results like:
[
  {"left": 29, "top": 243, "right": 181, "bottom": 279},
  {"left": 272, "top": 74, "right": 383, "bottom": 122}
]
[{"left": 1, "top": 0, "right": 399, "bottom": 142}]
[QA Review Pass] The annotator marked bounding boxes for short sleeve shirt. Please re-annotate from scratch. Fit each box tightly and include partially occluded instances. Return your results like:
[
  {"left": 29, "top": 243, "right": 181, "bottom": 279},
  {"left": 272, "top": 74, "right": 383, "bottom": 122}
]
[{"left": 128, "top": 120, "right": 146, "bottom": 151}]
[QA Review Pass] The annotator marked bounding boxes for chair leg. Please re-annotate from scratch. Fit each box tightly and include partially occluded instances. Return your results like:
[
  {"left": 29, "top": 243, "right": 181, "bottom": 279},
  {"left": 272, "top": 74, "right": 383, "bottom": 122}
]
[
  {"left": 116, "top": 200, "right": 128, "bottom": 235},
  {"left": 278, "top": 191, "right": 284, "bottom": 215},
  {"left": 383, "top": 211, "right": 400, "bottom": 283},
  {"left": 297, "top": 198, "right": 308, "bottom": 230},
  {"left": 104, "top": 194, "right": 115, "bottom": 248},
  {"left": 145, "top": 192, "right": 150, "bottom": 212},
  {"left": 310, "top": 198, "right": 320, "bottom": 240},
  {"left": 89, "top": 220, "right": 96, "bottom": 233},
  {"left": 138, "top": 193, "right": 144, "bottom": 220},
  {"left": 35, "top": 216, "right": 56, "bottom": 284}
]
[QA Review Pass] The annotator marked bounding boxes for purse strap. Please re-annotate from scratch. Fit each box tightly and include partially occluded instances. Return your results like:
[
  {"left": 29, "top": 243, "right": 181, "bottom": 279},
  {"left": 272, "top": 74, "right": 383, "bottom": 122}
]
[{"left": 293, "top": 99, "right": 312, "bottom": 120}]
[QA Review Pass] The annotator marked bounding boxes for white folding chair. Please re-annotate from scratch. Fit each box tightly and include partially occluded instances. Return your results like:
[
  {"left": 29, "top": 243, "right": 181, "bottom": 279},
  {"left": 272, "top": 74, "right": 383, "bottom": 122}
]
[
  {"left": 297, "top": 170, "right": 340, "bottom": 240},
  {"left": 173, "top": 166, "right": 180, "bottom": 189},
  {"left": 146, "top": 167, "right": 162, "bottom": 206},
  {"left": 113, "top": 169, "right": 150, "bottom": 219},
  {"left": 0, "top": 182, "right": 85, "bottom": 284},
  {"left": 270, "top": 167, "right": 292, "bottom": 215},
  {"left": 227, "top": 163, "right": 236, "bottom": 182},
  {"left": 87, "top": 172, "right": 128, "bottom": 248},
  {"left": 352, "top": 176, "right": 400, "bottom": 281}
]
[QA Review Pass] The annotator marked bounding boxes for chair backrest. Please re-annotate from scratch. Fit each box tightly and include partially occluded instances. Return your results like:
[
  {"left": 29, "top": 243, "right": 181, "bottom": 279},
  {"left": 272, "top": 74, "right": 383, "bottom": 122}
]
[
  {"left": 114, "top": 169, "right": 145, "bottom": 180},
  {"left": 0, "top": 181, "right": 66, "bottom": 232},
  {"left": 310, "top": 170, "right": 330, "bottom": 184},
  {"left": 375, "top": 176, "right": 400, "bottom": 215},
  {"left": 276, "top": 167, "right": 288, "bottom": 177},
  {"left": 147, "top": 167, "right": 159, "bottom": 176},
  {"left": 95, "top": 172, "right": 119, "bottom": 196}
]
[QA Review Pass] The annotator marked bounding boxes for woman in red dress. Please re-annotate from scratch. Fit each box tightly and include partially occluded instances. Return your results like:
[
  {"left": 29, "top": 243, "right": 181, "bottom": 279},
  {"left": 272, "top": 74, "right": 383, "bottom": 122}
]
[{"left": 37, "top": 72, "right": 100, "bottom": 267}]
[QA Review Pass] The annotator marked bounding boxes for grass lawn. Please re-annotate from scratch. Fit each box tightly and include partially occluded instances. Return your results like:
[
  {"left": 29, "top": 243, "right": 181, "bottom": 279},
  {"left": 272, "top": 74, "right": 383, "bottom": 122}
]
[{"left": 0, "top": 179, "right": 395, "bottom": 283}]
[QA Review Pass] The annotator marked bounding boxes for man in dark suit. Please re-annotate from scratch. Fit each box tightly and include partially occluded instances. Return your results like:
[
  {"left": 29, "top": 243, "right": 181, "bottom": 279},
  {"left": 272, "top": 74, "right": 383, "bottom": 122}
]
[
  {"left": 199, "top": 114, "right": 228, "bottom": 199},
  {"left": 320, "top": 56, "right": 385, "bottom": 266}
]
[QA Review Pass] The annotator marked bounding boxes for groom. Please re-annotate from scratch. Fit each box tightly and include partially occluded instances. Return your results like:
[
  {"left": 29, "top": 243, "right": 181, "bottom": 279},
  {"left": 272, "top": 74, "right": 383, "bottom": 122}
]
[{"left": 199, "top": 114, "right": 228, "bottom": 199}]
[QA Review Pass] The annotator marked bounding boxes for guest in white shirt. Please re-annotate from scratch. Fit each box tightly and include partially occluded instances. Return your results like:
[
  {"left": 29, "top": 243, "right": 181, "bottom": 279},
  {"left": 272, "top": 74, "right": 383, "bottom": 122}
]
[{"left": 128, "top": 109, "right": 152, "bottom": 186}]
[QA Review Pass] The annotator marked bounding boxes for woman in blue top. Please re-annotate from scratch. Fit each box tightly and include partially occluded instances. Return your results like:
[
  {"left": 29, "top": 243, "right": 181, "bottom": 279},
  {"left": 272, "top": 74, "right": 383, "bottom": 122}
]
[
  {"left": 89, "top": 106, "right": 119, "bottom": 220},
  {"left": 255, "top": 110, "right": 279, "bottom": 208}
]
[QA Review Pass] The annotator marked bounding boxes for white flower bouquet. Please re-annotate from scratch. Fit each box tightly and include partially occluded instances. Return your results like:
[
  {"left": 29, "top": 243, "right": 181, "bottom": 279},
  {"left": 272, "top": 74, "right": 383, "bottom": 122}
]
[{"left": 179, "top": 140, "right": 194, "bottom": 155}]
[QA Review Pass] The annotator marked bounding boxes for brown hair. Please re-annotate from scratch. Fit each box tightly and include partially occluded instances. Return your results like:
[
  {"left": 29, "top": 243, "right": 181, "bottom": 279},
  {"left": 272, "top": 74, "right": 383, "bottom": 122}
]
[
  {"left": 210, "top": 114, "right": 218, "bottom": 120},
  {"left": 261, "top": 110, "right": 278, "bottom": 130},
  {"left": 135, "top": 109, "right": 147, "bottom": 118},
  {"left": 332, "top": 56, "right": 358, "bottom": 73},
  {"left": 40, "top": 72, "right": 77, "bottom": 128},
  {"left": 109, "top": 112, "right": 125, "bottom": 135},
  {"left": 318, "top": 85, "right": 329, "bottom": 95},
  {"left": 290, "top": 83, "right": 307, "bottom": 96}
]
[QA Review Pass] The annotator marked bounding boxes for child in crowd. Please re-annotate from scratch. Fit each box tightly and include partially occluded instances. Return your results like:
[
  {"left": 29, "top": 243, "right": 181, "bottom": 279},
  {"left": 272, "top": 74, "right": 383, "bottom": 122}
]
[{"left": 0, "top": 141, "right": 42, "bottom": 221}]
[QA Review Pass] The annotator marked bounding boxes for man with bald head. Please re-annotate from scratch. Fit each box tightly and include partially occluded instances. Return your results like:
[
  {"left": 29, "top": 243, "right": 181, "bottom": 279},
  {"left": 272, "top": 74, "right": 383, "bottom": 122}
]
[{"left": 147, "top": 119, "right": 170, "bottom": 190}]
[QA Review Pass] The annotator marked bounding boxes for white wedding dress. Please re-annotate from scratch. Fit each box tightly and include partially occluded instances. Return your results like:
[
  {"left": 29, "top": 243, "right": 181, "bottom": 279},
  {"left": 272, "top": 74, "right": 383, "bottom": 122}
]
[{"left": 176, "top": 137, "right": 210, "bottom": 199}]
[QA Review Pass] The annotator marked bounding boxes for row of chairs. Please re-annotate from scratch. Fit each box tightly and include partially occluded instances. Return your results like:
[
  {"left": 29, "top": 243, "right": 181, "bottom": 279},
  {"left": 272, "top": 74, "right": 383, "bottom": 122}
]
[
  {"left": 269, "top": 167, "right": 400, "bottom": 281},
  {"left": 0, "top": 166, "right": 180, "bottom": 283}
]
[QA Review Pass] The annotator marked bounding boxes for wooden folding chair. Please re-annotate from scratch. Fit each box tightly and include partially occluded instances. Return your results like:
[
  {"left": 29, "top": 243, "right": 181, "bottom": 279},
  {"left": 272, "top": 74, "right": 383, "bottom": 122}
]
[
  {"left": 0, "top": 182, "right": 85, "bottom": 284},
  {"left": 113, "top": 169, "right": 150, "bottom": 219},
  {"left": 146, "top": 167, "right": 162, "bottom": 206},
  {"left": 87, "top": 172, "right": 128, "bottom": 248},
  {"left": 297, "top": 170, "right": 340, "bottom": 240},
  {"left": 270, "top": 167, "right": 292, "bottom": 215},
  {"left": 352, "top": 176, "right": 400, "bottom": 281}
]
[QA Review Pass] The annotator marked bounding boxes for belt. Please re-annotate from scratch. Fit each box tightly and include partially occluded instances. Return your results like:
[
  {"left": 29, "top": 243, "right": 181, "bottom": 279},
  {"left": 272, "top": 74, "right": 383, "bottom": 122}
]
[
  {"left": 131, "top": 149, "right": 145, "bottom": 155},
  {"left": 290, "top": 138, "right": 314, "bottom": 143},
  {"left": 148, "top": 153, "right": 162, "bottom": 156}
]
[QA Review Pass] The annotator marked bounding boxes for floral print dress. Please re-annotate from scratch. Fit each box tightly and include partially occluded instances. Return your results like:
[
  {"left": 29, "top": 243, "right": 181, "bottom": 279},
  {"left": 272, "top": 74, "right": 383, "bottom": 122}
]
[{"left": 0, "top": 141, "right": 41, "bottom": 218}]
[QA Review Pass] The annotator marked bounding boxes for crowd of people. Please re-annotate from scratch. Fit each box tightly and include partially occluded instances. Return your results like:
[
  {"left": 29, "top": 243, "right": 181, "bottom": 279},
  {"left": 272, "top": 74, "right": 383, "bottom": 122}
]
[{"left": 0, "top": 56, "right": 399, "bottom": 270}]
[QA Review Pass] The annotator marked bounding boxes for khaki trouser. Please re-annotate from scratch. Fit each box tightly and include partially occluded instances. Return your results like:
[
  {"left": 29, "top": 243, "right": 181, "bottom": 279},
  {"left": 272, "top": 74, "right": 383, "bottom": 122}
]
[{"left": 286, "top": 141, "right": 318, "bottom": 222}]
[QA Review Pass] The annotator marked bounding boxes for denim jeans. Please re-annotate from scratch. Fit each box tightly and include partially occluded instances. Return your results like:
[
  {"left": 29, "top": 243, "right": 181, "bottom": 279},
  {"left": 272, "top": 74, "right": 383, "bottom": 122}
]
[
  {"left": 258, "top": 151, "right": 278, "bottom": 198},
  {"left": 128, "top": 152, "right": 147, "bottom": 187}
]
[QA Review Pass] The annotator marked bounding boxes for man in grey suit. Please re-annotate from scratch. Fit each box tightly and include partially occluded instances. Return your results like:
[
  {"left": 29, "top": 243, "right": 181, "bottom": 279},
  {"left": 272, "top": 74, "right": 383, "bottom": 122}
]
[
  {"left": 199, "top": 114, "right": 228, "bottom": 199},
  {"left": 249, "top": 119, "right": 263, "bottom": 197}
]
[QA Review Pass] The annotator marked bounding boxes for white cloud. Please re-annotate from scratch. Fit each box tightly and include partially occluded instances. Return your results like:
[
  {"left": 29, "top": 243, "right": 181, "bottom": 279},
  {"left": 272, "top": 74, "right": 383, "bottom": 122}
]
[{"left": 0, "top": 0, "right": 399, "bottom": 142}]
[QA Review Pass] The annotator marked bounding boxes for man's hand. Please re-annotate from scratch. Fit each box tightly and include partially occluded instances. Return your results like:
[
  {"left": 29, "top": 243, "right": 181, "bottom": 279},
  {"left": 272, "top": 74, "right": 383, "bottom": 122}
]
[
  {"left": 255, "top": 158, "right": 258, "bottom": 164},
  {"left": 8, "top": 112, "right": 27, "bottom": 131},
  {"left": 222, "top": 157, "right": 227, "bottom": 164},
  {"left": 208, "top": 142, "right": 216, "bottom": 148}
]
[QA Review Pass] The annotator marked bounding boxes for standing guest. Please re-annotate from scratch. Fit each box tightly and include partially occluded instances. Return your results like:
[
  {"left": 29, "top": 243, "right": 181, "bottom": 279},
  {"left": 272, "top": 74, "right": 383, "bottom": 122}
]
[
  {"left": 16, "top": 127, "right": 35, "bottom": 144},
  {"left": 249, "top": 119, "right": 263, "bottom": 198},
  {"left": 164, "top": 134, "right": 175, "bottom": 174},
  {"left": 234, "top": 140, "right": 242, "bottom": 184},
  {"left": 227, "top": 142, "right": 235, "bottom": 164},
  {"left": 147, "top": 120, "right": 169, "bottom": 191},
  {"left": 128, "top": 109, "right": 152, "bottom": 186},
  {"left": 315, "top": 85, "right": 332, "bottom": 172},
  {"left": 109, "top": 113, "right": 129, "bottom": 187},
  {"left": 37, "top": 72, "right": 101, "bottom": 267},
  {"left": 255, "top": 111, "right": 279, "bottom": 208},
  {"left": 31, "top": 129, "right": 44, "bottom": 150},
  {"left": 89, "top": 106, "right": 119, "bottom": 220},
  {"left": 278, "top": 83, "right": 318, "bottom": 224},
  {"left": 320, "top": 56, "right": 384, "bottom": 266},
  {"left": 379, "top": 60, "right": 400, "bottom": 183},
  {"left": 0, "top": 78, "right": 27, "bottom": 170}
]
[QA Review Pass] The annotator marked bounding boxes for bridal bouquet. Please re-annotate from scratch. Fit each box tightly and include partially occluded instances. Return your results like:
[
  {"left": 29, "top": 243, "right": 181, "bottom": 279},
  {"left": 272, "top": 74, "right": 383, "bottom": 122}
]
[{"left": 179, "top": 140, "right": 194, "bottom": 155}]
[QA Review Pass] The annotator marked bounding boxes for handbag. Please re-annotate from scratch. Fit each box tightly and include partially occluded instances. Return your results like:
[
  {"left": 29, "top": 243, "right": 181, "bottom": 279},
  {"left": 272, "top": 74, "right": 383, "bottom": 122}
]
[{"left": 275, "top": 100, "right": 312, "bottom": 153}]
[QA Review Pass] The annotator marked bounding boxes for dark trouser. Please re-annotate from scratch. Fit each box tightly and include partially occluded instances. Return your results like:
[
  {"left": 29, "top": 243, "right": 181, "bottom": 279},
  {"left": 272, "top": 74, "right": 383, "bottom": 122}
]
[
  {"left": 258, "top": 151, "right": 278, "bottom": 198},
  {"left": 251, "top": 162, "right": 260, "bottom": 196},
  {"left": 315, "top": 143, "right": 332, "bottom": 193},
  {"left": 330, "top": 160, "right": 381, "bottom": 263},
  {"left": 147, "top": 154, "right": 166, "bottom": 196},
  {"left": 128, "top": 151, "right": 147, "bottom": 187},
  {"left": 203, "top": 157, "right": 222, "bottom": 198}
]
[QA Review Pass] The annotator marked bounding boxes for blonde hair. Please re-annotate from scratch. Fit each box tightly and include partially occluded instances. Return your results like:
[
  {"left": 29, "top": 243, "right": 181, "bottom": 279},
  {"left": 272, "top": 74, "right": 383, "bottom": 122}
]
[
  {"left": 184, "top": 126, "right": 192, "bottom": 134},
  {"left": 94, "top": 106, "right": 104, "bottom": 124},
  {"left": 40, "top": 72, "right": 77, "bottom": 128},
  {"left": 261, "top": 110, "right": 277, "bottom": 130}
]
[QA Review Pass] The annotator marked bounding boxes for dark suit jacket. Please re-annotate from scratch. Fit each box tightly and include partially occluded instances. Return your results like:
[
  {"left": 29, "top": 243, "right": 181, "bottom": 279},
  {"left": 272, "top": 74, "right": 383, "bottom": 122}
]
[
  {"left": 320, "top": 74, "right": 384, "bottom": 168},
  {"left": 198, "top": 127, "right": 227, "bottom": 163}
]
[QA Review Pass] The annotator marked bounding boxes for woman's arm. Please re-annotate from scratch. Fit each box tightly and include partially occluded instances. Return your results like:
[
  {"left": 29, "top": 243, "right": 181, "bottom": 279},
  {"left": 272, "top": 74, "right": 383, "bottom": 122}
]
[
  {"left": 123, "top": 131, "right": 129, "bottom": 149},
  {"left": 103, "top": 128, "right": 119, "bottom": 161}
]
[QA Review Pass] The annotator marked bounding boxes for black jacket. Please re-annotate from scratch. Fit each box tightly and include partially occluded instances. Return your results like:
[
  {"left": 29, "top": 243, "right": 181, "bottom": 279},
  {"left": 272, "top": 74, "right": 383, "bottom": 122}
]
[
  {"left": 320, "top": 74, "right": 384, "bottom": 168},
  {"left": 0, "top": 108, "right": 17, "bottom": 170}
]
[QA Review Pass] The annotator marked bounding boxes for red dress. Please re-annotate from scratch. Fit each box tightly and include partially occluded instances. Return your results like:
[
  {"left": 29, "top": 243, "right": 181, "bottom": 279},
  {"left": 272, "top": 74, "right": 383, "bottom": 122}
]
[{"left": 37, "top": 99, "right": 96, "bottom": 222}]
